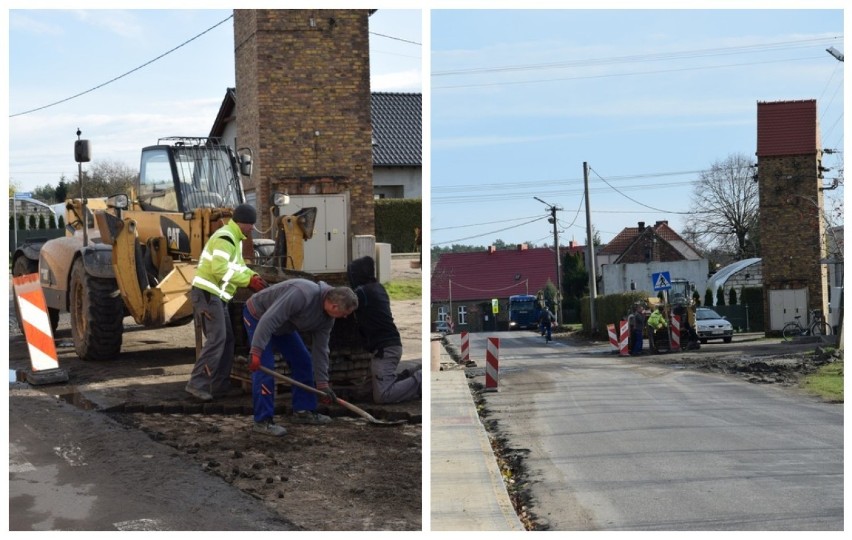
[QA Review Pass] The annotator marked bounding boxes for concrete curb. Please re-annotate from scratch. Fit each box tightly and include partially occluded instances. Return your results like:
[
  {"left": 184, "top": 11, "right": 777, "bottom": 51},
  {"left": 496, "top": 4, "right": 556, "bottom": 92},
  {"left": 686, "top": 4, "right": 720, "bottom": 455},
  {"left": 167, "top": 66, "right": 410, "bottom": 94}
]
[{"left": 430, "top": 368, "right": 525, "bottom": 531}]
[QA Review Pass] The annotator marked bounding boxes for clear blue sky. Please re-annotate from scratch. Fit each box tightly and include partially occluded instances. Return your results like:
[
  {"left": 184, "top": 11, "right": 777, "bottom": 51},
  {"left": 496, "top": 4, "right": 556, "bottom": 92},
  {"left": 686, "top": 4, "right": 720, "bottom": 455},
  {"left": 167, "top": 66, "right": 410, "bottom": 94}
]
[
  {"left": 430, "top": 8, "right": 844, "bottom": 247},
  {"left": 6, "top": 8, "right": 421, "bottom": 194}
]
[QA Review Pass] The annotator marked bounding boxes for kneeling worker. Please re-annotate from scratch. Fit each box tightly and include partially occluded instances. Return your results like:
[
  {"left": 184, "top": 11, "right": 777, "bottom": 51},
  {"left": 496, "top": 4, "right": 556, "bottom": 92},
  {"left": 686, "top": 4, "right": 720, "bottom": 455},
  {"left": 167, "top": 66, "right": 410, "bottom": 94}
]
[{"left": 348, "top": 256, "right": 422, "bottom": 403}]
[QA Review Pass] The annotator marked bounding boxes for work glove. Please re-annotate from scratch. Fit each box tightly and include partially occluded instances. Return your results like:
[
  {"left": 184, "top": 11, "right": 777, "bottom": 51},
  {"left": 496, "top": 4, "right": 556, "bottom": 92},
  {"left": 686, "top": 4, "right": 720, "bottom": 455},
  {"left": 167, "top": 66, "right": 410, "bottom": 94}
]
[
  {"left": 249, "top": 351, "right": 262, "bottom": 373},
  {"left": 317, "top": 381, "right": 337, "bottom": 405},
  {"left": 249, "top": 274, "right": 268, "bottom": 292}
]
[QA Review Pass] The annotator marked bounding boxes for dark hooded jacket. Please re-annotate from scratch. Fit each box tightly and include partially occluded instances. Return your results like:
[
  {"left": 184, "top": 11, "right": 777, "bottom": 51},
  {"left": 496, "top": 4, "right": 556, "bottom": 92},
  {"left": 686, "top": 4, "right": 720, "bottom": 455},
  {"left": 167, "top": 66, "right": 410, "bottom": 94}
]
[{"left": 347, "top": 256, "right": 401, "bottom": 353}]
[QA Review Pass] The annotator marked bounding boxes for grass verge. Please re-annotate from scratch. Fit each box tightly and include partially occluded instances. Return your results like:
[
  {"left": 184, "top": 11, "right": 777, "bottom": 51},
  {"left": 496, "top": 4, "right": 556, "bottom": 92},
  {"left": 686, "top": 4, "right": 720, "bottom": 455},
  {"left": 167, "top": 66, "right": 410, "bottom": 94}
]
[
  {"left": 385, "top": 279, "right": 421, "bottom": 301},
  {"left": 800, "top": 359, "right": 844, "bottom": 402}
]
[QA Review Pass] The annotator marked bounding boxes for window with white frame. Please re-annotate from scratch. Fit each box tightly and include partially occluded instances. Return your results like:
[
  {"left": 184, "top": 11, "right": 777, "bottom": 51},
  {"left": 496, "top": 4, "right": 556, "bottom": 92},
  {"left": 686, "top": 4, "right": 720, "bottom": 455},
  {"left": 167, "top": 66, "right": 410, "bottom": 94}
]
[{"left": 457, "top": 305, "right": 467, "bottom": 325}]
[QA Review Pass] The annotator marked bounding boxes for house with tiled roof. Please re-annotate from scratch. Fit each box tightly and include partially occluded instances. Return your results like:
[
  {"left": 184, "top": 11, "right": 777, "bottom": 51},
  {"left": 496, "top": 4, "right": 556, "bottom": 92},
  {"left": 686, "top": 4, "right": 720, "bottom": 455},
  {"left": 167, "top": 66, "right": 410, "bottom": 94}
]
[
  {"left": 371, "top": 92, "right": 421, "bottom": 199},
  {"left": 597, "top": 220, "right": 708, "bottom": 296},
  {"left": 431, "top": 242, "right": 585, "bottom": 332},
  {"left": 208, "top": 88, "right": 422, "bottom": 202}
]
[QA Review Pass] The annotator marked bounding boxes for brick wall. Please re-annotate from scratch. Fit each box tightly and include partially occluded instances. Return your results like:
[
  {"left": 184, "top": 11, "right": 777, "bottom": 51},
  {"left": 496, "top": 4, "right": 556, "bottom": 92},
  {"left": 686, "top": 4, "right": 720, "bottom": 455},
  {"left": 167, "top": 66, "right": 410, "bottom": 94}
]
[
  {"left": 234, "top": 10, "right": 375, "bottom": 237},
  {"left": 757, "top": 154, "right": 828, "bottom": 327}
]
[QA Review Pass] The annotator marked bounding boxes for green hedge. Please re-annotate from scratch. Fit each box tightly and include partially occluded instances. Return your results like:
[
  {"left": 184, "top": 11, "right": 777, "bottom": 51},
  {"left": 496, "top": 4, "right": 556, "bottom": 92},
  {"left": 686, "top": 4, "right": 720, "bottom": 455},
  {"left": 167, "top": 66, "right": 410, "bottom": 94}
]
[
  {"left": 739, "top": 286, "right": 765, "bottom": 332},
  {"left": 375, "top": 198, "right": 422, "bottom": 253},
  {"left": 580, "top": 291, "right": 650, "bottom": 339}
]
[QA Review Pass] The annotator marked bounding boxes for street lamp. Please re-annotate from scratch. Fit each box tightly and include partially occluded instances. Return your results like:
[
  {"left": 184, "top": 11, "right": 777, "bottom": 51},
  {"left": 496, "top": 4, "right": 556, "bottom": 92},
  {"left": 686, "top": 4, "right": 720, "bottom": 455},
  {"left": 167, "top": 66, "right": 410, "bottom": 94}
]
[{"left": 826, "top": 46, "right": 844, "bottom": 62}]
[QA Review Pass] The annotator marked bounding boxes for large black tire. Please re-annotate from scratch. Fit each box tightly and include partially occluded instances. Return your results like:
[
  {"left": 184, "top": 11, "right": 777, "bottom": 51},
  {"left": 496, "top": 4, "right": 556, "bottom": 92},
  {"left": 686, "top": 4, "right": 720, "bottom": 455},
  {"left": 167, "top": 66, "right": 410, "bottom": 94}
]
[
  {"left": 12, "top": 254, "right": 37, "bottom": 276},
  {"left": 12, "top": 255, "right": 61, "bottom": 336},
  {"left": 12, "top": 256, "right": 36, "bottom": 335},
  {"left": 69, "top": 258, "right": 124, "bottom": 360}
]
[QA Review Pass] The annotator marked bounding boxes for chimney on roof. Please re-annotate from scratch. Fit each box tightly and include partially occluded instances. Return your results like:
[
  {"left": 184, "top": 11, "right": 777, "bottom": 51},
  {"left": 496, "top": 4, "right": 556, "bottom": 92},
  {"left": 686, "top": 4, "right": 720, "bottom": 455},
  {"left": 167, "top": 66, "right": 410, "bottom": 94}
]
[
  {"left": 488, "top": 245, "right": 496, "bottom": 254},
  {"left": 569, "top": 239, "right": 576, "bottom": 249},
  {"left": 517, "top": 243, "right": 528, "bottom": 251},
  {"left": 638, "top": 221, "right": 645, "bottom": 232},
  {"left": 655, "top": 220, "right": 668, "bottom": 227}
]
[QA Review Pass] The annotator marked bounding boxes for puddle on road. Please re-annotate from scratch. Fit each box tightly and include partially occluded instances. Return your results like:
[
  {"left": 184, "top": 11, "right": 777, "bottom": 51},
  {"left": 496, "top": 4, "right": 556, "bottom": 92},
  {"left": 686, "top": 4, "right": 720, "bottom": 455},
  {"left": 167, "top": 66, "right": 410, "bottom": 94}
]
[{"left": 9, "top": 369, "right": 100, "bottom": 411}]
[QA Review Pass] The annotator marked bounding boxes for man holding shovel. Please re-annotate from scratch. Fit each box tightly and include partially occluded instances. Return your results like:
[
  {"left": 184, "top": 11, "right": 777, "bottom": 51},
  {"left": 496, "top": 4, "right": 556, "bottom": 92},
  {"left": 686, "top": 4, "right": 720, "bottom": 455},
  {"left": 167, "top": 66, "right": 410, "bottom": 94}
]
[{"left": 243, "top": 279, "right": 358, "bottom": 437}]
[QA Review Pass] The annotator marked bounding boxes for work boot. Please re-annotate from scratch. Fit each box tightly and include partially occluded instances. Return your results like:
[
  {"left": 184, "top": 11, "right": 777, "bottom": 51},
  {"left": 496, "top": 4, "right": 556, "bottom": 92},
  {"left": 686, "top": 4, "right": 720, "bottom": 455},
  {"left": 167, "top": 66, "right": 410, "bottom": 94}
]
[
  {"left": 185, "top": 384, "right": 213, "bottom": 402},
  {"left": 253, "top": 419, "right": 287, "bottom": 437},
  {"left": 292, "top": 410, "right": 332, "bottom": 425}
]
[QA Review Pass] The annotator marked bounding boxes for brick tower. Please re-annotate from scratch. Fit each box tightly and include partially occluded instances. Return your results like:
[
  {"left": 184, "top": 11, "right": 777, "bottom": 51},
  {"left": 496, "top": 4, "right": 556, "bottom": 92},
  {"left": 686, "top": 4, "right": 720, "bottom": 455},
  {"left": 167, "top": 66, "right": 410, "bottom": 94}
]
[
  {"left": 233, "top": 9, "right": 375, "bottom": 239},
  {"left": 756, "top": 99, "right": 829, "bottom": 333}
]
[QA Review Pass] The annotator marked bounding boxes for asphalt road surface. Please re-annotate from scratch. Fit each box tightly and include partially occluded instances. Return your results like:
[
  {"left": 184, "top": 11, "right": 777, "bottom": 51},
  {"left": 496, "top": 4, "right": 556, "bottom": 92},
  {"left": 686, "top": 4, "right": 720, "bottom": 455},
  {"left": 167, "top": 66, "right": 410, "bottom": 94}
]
[{"left": 466, "top": 332, "right": 843, "bottom": 531}]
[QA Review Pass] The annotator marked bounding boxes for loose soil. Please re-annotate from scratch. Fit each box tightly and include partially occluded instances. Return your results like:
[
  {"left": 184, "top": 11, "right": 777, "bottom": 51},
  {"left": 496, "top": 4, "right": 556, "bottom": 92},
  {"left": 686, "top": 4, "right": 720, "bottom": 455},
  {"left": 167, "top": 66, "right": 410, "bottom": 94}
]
[{"left": 8, "top": 257, "right": 423, "bottom": 531}]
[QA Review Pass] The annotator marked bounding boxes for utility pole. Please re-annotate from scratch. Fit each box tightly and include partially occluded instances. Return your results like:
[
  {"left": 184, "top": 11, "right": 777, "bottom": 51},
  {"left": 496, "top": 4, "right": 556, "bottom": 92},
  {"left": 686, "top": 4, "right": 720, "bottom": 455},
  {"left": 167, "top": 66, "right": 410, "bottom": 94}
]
[
  {"left": 534, "top": 196, "right": 562, "bottom": 325},
  {"left": 584, "top": 162, "right": 598, "bottom": 333}
]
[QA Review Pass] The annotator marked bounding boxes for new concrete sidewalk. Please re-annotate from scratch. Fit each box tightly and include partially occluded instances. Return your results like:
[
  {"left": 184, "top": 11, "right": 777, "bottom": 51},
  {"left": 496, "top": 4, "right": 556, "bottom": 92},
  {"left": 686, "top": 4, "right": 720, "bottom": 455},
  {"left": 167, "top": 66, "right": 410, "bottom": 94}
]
[{"left": 430, "top": 338, "right": 525, "bottom": 531}]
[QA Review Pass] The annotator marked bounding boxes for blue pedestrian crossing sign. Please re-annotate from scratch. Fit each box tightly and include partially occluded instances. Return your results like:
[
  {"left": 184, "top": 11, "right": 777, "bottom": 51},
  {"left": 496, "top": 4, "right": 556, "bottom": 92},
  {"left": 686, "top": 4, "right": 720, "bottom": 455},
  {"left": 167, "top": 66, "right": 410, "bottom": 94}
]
[{"left": 652, "top": 271, "right": 672, "bottom": 291}]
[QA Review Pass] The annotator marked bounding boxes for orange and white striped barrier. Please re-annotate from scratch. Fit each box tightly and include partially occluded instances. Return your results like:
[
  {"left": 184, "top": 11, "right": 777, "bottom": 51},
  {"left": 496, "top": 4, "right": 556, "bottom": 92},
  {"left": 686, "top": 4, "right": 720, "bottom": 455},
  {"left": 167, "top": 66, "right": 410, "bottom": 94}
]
[
  {"left": 619, "top": 320, "right": 630, "bottom": 356},
  {"left": 670, "top": 315, "right": 681, "bottom": 352},
  {"left": 607, "top": 324, "right": 618, "bottom": 352},
  {"left": 485, "top": 337, "right": 499, "bottom": 392},
  {"left": 460, "top": 331, "right": 470, "bottom": 363},
  {"left": 12, "top": 273, "right": 68, "bottom": 384}
]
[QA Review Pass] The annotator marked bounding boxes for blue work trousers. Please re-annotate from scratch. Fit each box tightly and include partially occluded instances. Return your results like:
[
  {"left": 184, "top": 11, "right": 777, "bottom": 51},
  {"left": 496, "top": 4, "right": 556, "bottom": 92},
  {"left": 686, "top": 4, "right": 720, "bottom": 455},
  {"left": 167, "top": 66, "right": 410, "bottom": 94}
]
[
  {"left": 631, "top": 328, "right": 644, "bottom": 354},
  {"left": 243, "top": 306, "right": 317, "bottom": 422}
]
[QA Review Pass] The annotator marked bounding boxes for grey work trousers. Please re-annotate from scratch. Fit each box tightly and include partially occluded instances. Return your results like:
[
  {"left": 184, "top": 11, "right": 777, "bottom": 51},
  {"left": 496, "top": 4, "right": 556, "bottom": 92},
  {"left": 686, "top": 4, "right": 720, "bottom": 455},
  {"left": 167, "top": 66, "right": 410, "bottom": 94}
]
[
  {"left": 187, "top": 287, "right": 235, "bottom": 396},
  {"left": 371, "top": 344, "right": 421, "bottom": 404}
]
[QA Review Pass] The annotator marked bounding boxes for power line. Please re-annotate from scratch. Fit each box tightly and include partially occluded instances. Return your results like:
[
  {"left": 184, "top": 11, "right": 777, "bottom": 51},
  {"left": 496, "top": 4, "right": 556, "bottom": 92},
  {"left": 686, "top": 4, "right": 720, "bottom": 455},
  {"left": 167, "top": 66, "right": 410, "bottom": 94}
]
[
  {"left": 589, "top": 166, "right": 695, "bottom": 215},
  {"left": 10, "top": 14, "right": 234, "bottom": 118},
  {"left": 370, "top": 31, "right": 420, "bottom": 46},
  {"left": 433, "top": 55, "right": 827, "bottom": 90},
  {"left": 432, "top": 216, "right": 547, "bottom": 246},
  {"left": 433, "top": 36, "right": 842, "bottom": 77},
  {"left": 432, "top": 214, "right": 543, "bottom": 231}
]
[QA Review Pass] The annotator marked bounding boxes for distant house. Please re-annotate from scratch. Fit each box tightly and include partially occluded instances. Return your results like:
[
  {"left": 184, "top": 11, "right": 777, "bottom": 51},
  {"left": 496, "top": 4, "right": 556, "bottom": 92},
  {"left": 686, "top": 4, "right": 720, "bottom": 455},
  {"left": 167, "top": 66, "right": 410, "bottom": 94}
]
[
  {"left": 431, "top": 242, "right": 584, "bottom": 332},
  {"left": 597, "top": 220, "right": 708, "bottom": 296},
  {"left": 208, "top": 88, "right": 422, "bottom": 206},
  {"left": 371, "top": 92, "right": 421, "bottom": 199}
]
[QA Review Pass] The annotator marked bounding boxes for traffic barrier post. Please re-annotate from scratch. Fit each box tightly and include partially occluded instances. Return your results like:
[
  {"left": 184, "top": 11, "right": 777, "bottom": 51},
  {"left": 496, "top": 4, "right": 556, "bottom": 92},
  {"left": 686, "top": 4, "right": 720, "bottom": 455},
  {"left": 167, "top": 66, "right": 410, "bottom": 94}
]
[
  {"left": 460, "top": 331, "right": 470, "bottom": 363},
  {"left": 619, "top": 320, "right": 630, "bottom": 356},
  {"left": 485, "top": 337, "right": 499, "bottom": 392},
  {"left": 12, "top": 273, "right": 69, "bottom": 385},
  {"left": 607, "top": 324, "right": 618, "bottom": 352},
  {"left": 671, "top": 315, "right": 681, "bottom": 352}
]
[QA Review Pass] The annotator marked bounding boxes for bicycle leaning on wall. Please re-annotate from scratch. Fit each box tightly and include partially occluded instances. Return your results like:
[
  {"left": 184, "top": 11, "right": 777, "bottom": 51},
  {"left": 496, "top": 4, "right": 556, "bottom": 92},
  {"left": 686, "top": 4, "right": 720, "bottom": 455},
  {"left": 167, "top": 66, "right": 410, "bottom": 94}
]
[{"left": 781, "top": 309, "right": 831, "bottom": 341}]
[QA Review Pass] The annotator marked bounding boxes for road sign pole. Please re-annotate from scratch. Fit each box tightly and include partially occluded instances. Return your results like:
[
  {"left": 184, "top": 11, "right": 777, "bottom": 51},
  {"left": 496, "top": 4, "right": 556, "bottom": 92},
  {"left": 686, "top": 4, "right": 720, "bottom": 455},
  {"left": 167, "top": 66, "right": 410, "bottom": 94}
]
[{"left": 13, "top": 196, "right": 18, "bottom": 249}]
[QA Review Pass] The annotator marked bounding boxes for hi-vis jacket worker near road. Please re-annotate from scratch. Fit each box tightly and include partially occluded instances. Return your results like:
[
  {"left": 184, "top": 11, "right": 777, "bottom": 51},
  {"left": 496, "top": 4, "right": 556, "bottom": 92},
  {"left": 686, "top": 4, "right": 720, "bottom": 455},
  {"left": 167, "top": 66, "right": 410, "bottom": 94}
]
[{"left": 185, "top": 204, "right": 267, "bottom": 402}]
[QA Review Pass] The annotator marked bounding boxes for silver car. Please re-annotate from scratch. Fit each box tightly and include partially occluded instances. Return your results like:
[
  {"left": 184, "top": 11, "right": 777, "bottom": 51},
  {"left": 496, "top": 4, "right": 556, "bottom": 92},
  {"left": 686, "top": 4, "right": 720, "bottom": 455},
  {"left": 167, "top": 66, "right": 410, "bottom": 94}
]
[
  {"left": 695, "top": 307, "right": 734, "bottom": 343},
  {"left": 434, "top": 321, "right": 452, "bottom": 335}
]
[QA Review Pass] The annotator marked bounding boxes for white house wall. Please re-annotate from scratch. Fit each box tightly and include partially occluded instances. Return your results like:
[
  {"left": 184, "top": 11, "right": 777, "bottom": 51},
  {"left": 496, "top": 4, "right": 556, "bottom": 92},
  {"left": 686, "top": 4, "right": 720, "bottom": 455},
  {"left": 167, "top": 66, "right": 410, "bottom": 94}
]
[
  {"left": 601, "top": 259, "right": 709, "bottom": 297},
  {"left": 373, "top": 167, "right": 421, "bottom": 198}
]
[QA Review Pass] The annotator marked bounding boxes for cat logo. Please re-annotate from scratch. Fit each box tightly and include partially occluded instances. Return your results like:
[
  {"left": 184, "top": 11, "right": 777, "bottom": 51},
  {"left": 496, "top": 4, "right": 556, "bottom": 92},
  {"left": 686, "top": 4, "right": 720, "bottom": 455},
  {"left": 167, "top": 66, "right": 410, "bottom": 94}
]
[
  {"left": 160, "top": 216, "right": 190, "bottom": 253},
  {"left": 166, "top": 227, "right": 181, "bottom": 250}
]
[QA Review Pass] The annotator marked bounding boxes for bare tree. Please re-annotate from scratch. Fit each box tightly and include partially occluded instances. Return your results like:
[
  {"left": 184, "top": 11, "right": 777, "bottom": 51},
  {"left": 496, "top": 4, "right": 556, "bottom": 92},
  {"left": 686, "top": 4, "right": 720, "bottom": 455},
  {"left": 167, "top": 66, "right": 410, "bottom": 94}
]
[
  {"left": 685, "top": 153, "right": 759, "bottom": 259},
  {"left": 66, "top": 159, "right": 136, "bottom": 198}
]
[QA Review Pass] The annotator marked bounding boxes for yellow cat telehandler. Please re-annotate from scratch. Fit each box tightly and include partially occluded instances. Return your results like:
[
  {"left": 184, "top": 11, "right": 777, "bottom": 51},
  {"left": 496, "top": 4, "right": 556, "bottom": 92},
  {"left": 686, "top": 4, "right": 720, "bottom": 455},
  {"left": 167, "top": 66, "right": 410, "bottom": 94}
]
[{"left": 11, "top": 137, "right": 360, "bottom": 374}]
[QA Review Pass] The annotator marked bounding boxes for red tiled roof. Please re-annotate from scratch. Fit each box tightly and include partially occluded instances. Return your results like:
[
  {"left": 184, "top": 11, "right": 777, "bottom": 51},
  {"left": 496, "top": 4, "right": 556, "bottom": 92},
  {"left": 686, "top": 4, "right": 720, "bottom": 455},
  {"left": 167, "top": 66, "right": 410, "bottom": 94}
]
[
  {"left": 598, "top": 220, "right": 700, "bottom": 259},
  {"left": 431, "top": 245, "right": 584, "bottom": 302},
  {"left": 756, "top": 100, "right": 819, "bottom": 157}
]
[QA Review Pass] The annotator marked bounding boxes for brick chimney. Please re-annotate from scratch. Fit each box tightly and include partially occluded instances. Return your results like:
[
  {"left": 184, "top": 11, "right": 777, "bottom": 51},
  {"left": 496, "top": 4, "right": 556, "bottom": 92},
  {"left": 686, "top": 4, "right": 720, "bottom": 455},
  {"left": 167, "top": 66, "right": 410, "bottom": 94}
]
[
  {"left": 517, "top": 243, "right": 528, "bottom": 251},
  {"left": 487, "top": 245, "right": 496, "bottom": 254},
  {"left": 638, "top": 221, "right": 645, "bottom": 232}
]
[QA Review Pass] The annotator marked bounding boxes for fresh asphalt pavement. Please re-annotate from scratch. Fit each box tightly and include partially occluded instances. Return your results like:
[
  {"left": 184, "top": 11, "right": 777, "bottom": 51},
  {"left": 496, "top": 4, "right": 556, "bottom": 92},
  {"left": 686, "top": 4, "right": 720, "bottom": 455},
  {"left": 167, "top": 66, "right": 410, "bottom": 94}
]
[{"left": 432, "top": 331, "right": 843, "bottom": 531}]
